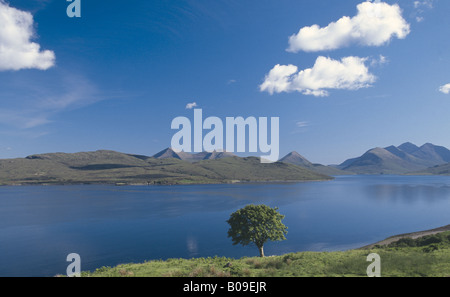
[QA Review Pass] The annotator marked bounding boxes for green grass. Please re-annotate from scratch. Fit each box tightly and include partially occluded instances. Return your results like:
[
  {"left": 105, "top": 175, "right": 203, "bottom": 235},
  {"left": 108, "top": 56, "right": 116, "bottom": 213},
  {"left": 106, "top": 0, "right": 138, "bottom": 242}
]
[{"left": 81, "top": 231, "right": 450, "bottom": 277}]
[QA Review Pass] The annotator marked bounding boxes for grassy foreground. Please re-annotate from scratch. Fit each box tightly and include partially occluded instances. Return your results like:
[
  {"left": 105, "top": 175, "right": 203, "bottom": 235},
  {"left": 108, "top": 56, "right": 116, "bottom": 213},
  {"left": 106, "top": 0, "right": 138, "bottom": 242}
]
[{"left": 81, "top": 231, "right": 450, "bottom": 277}]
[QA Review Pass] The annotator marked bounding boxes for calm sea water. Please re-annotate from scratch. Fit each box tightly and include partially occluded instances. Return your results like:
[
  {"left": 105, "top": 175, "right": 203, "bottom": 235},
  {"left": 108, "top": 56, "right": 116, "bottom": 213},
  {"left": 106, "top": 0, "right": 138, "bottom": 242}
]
[{"left": 0, "top": 175, "right": 449, "bottom": 276}]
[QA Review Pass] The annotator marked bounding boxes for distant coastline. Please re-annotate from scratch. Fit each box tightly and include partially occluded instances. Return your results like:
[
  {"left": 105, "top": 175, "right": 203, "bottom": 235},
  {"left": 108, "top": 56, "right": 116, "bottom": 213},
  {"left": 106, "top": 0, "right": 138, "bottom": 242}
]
[
  {"left": 0, "top": 150, "right": 332, "bottom": 186},
  {"left": 0, "top": 178, "right": 333, "bottom": 187},
  {"left": 2, "top": 143, "right": 450, "bottom": 186}
]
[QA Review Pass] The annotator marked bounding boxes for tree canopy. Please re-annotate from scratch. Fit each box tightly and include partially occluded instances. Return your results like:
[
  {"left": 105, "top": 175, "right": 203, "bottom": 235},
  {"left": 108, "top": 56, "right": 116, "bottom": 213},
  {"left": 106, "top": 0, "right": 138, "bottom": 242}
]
[{"left": 226, "top": 204, "right": 288, "bottom": 257}]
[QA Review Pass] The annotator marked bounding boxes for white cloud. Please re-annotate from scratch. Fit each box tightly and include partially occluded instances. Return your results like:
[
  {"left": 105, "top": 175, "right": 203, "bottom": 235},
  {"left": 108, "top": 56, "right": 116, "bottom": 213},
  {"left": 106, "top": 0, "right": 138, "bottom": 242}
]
[
  {"left": 185, "top": 102, "right": 198, "bottom": 109},
  {"left": 0, "top": 74, "right": 102, "bottom": 130},
  {"left": 370, "top": 55, "right": 389, "bottom": 67},
  {"left": 414, "top": 0, "right": 433, "bottom": 9},
  {"left": 287, "top": 1, "right": 410, "bottom": 52},
  {"left": 260, "top": 64, "right": 298, "bottom": 95},
  {"left": 439, "top": 84, "right": 450, "bottom": 94},
  {"left": 260, "top": 56, "right": 376, "bottom": 97},
  {"left": 0, "top": 1, "right": 55, "bottom": 71},
  {"left": 0, "top": 107, "right": 52, "bottom": 129},
  {"left": 296, "top": 121, "right": 309, "bottom": 128},
  {"left": 413, "top": 0, "right": 434, "bottom": 22}
]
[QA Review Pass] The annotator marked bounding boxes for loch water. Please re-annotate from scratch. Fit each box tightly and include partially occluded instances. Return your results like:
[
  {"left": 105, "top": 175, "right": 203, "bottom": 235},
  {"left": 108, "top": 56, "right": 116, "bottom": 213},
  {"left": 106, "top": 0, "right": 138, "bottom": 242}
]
[{"left": 0, "top": 175, "right": 449, "bottom": 276}]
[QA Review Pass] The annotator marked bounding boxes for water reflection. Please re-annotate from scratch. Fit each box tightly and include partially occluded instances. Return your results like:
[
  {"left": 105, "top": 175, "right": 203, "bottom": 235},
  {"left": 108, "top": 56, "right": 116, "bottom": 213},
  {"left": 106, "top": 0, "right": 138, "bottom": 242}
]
[
  {"left": 0, "top": 183, "right": 313, "bottom": 227},
  {"left": 364, "top": 179, "right": 450, "bottom": 204},
  {"left": 186, "top": 235, "right": 199, "bottom": 257}
]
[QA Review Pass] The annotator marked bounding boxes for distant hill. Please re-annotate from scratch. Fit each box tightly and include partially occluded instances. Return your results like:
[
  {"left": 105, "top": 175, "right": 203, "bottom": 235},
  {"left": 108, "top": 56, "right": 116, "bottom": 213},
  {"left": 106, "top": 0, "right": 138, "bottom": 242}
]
[
  {"left": 279, "top": 151, "right": 313, "bottom": 167},
  {"left": 153, "top": 148, "right": 236, "bottom": 162},
  {"left": 0, "top": 150, "right": 331, "bottom": 186},
  {"left": 411, "top": 163, "right": 450, "bottom": 176},
  {"left": 280, "top": 151, "right": 352, "bottom": 176},
  {"left": 397, "top": 142, "right": 420, "bottom": 155},
  {"left": 152, "top": 147, "right": 183, "bottom": 160},
  {"left": 338, "top": 147, "right": 424, "bottom": 174},
  {"left": 410, "top": 143, "right": 450, "bottom": 165},
  {"left": 338, "top": 143, "right": 450, "bottom": 174}
]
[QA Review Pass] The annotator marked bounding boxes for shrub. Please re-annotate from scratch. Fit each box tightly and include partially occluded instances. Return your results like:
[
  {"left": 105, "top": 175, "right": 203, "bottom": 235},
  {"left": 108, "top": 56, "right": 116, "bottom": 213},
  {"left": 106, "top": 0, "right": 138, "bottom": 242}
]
[
  {"left": 423, "top": 244, "right": 439, "bottom": 253},
  {"left": 391, "top": 237, "right": 416, "bottom": 247}
]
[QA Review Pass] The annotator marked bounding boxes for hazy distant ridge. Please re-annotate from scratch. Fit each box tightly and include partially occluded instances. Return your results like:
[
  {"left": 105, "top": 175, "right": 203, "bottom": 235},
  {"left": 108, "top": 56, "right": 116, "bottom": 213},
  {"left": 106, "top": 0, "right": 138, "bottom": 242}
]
[
  {"left": 279, "top": 151, "right": 351, "bottom": 176},
  {"left": 152, "top": 148, "right": 236, "bottom": 162},
  {"left": 337, "top": 142, "right": 450, "bottom": 174}
]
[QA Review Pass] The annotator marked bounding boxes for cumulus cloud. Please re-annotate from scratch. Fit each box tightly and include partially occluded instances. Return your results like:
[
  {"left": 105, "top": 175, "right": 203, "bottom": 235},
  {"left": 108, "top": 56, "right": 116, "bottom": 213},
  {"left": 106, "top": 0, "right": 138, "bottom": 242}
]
[
  {"left": 439, "top": 84, "right": 450, "bottom": 94},
  {"left": 260, "top": 56, "right": 376, "bottom": 97},
  {"left": 287, "top": 1, "right": 410, "bottom": 52},
  {"left": 185, "top": 102, "right": 198, "bottom": 109},
  {"left": 0, "top": 0, "right": 55, "bottom": 71},
  {"left": 260, "top": 64, "right": 298, "bottom": 95}
]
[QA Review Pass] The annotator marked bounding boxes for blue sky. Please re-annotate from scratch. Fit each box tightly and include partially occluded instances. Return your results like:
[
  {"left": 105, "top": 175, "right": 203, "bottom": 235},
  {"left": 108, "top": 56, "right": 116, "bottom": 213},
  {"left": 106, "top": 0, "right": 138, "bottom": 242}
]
[{"left": 0, "top": 0, "right": 449, "bottom": 164}]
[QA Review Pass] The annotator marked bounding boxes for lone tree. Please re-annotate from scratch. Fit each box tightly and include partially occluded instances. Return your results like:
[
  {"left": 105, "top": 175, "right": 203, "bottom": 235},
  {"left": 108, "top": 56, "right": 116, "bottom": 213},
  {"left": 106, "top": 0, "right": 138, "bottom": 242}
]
[{"left": 226, "top": 204, "right": 288, "bottom": 257}]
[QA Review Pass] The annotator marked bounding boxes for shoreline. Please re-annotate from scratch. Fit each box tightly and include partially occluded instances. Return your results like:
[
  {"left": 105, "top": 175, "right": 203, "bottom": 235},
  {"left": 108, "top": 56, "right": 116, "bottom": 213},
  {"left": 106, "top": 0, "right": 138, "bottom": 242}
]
[
  {"left": 360, "top": 224, "right": 450, "bottom": 249},
  {"left": 78, "top": 224, "right": 450, "bottom": 277},
  {"left": 0, "top": 178, "right": 333, "bottom": 187}
]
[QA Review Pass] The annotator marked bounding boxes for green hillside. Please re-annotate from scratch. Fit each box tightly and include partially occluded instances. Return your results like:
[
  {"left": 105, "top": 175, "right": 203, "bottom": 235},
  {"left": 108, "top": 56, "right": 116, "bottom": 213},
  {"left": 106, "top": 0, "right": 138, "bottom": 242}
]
[
  {"left": 81, "top": 231, "right": 450, "bottom": 277},
  {"left": 0, "top": 150, "right": 332, "bottom": 186},
  {"left": 194, "top": 156, "right": 331, "bottom": 182}
]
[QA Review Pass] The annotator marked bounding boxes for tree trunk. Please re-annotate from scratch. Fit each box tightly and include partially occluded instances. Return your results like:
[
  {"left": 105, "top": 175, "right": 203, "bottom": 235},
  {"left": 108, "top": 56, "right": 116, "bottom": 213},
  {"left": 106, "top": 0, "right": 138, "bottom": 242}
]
[{"left": 258, "top": 245, "right": 265, "bottom": 257}]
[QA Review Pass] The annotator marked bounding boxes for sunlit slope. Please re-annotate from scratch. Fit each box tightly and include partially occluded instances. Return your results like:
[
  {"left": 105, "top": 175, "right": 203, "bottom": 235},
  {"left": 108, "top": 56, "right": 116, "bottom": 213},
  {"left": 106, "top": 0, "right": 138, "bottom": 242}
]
[{"left": 0, "top": 151, "right": 332, "bottom": 185}]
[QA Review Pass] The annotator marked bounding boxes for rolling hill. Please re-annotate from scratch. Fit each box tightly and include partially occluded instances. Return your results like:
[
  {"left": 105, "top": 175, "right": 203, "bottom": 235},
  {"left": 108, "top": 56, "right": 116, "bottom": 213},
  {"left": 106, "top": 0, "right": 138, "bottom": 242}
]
[
  {"left": 412, "top": 163, "right": 450, "bottom": 175},
  {"left": 0, "top": 149, "right": 332, "bottom": 186}
]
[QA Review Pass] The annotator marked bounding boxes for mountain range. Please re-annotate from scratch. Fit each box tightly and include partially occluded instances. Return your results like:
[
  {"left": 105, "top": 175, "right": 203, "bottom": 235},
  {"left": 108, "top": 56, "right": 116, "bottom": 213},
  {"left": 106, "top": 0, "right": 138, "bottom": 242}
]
[
  {"left": 1, "top": 142, "right": 450, "bottom": 186},
  {"left": 0, "top": 149, "right": 331, "bottom": 186},
  {"left": 152, "top": 148, "right": 236, "bottom": 162},
  {"left": 277, "top": 142, "right": 450, "bottom": 175},
  {"left": 334, "top": 142, "right": 450, "bottom": 174}
]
